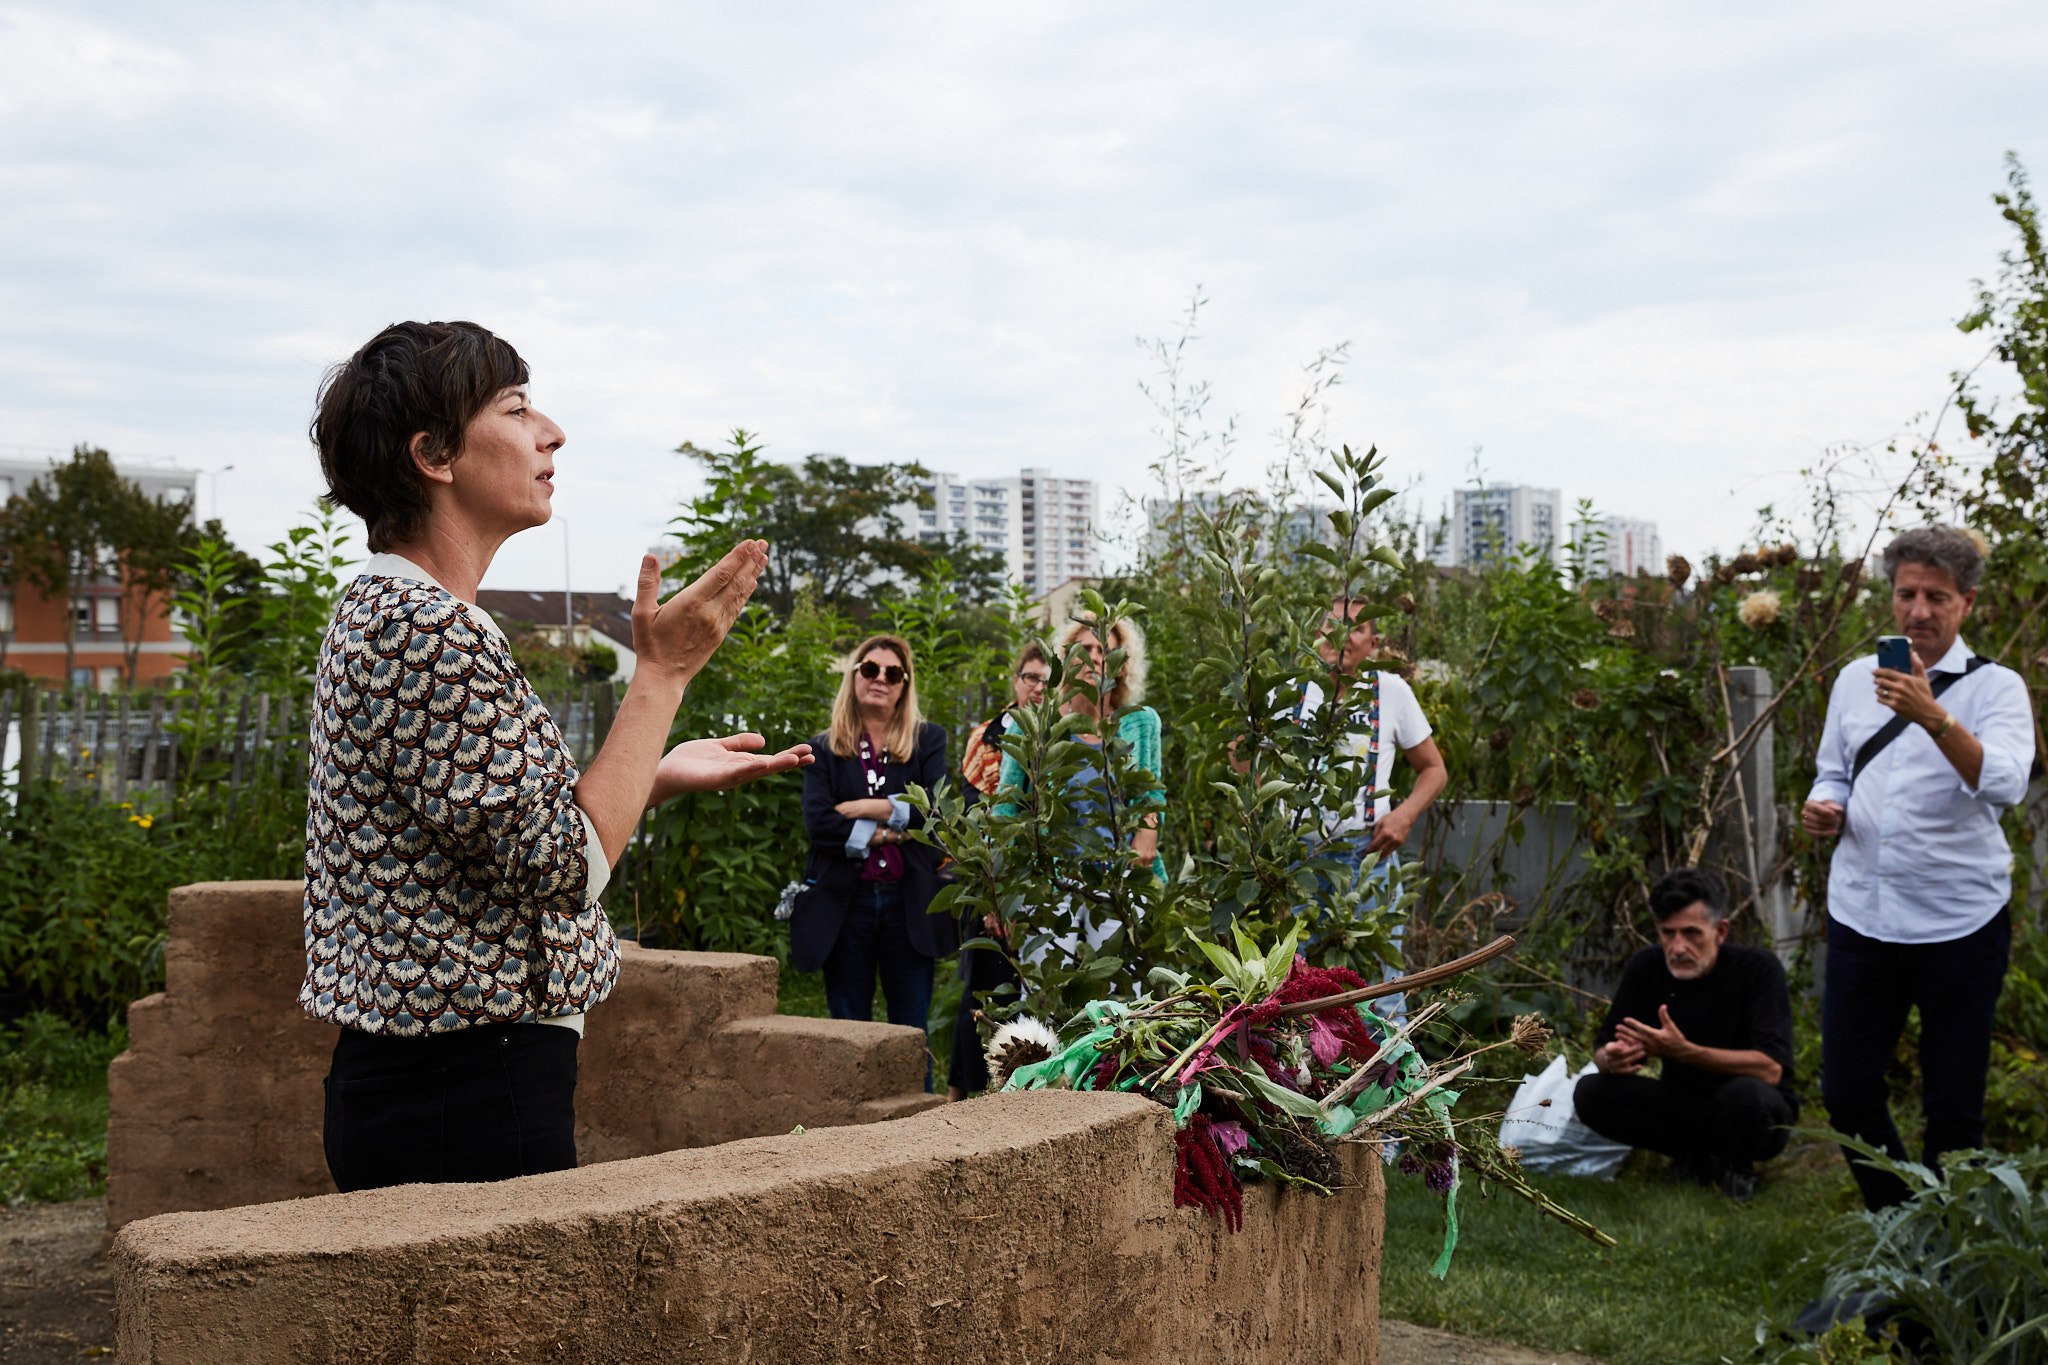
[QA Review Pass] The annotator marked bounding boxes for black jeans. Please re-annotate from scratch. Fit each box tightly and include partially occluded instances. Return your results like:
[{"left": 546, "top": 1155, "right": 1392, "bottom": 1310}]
[
  {"left": 822, "top": 880, "right": 935, "bottom": 1091},
  {"left": 323, "top": 1022, "right": 579, "bottom": 1193},
  {"left": 1574, "top": 1072, "right": 1794, "bottom": 1171},
  {"left": 948, "top": 940, "right": 1019, "bottom": 1094},
  {"left": 1822, "top": 907, "right": 2012, "bottom": 1210}
]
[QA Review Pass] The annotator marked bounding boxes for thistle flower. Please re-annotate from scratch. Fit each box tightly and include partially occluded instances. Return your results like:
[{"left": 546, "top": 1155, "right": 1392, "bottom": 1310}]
[
  {"left": 1738, "top": 589, "right": 1781, "bottom": 629},
  {"left": 1509, "top": 1012, "right": 1552, "bottom": 1057},
  {"left": 985, "top": 1017, "right": 1061, "bottom": 1088}
]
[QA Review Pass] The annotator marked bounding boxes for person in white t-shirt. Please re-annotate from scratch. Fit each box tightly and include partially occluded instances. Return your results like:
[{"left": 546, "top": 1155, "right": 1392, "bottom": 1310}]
[{"left": 1297, "top": 594, "right": 1448, "bottom": 1015}]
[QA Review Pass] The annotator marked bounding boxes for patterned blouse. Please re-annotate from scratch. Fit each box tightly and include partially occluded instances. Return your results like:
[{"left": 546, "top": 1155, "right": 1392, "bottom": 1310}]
[{"left": 299, "top": 555, "right": 618, "bottom": 1036}]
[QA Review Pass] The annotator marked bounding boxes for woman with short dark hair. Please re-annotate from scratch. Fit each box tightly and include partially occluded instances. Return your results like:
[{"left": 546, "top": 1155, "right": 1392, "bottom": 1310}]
[
  {"left": 303, "top": 320, "right": 812, "bottom": 1192},
  {"left": 792, "top": 635, "right": 953, "bottom": 1087}
]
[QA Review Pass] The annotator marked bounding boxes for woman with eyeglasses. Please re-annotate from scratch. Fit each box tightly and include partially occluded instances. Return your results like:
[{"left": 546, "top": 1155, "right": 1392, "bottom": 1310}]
[
  {"left": 792, "top": 635, "right": 954, "bottom": 1087},
  {"left": 944, "top": 642, "right": 1053, "bottom": 1099},
  {"left": 993, "top": 614, "right": 1168, "bottom": 959}
]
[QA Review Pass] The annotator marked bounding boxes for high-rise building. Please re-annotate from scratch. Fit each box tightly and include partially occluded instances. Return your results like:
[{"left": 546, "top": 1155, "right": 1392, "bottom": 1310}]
[
  {"left": 1573, "top": 514, "right": 1663, "bottom": 579},
  {"left": 907, "top": 466, "right": 1098, "bottom": 596},
  {"left": 1435, "top": 485, "right": 1564, "bottom": 569}
]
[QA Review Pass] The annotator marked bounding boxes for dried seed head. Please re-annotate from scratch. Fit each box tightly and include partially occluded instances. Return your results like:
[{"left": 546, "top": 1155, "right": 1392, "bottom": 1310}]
[
  {"left": 1500, "top": 1145, "right": 1524, "bottom": 1165},
  {"left": 1606, "top": 619, "right": 1636, "bottom": 639},
  {"left": 1592, "top": 597, "right": 1623, "bottom": 622},
  {"left": 1397, "top": 593, "right": 1417, "bottom": 614},
  {"left": 985, "top": 1018, "right": 1062, "bottom": 1088},
  {"left": 1487, "top": 726, "right": 1513, "bottom": 752},
  {"left": 1511, "top": 785, "right": 1536, "bottom": 807},
  {"left": 1570, "top": 688, "right": 1600, "bottom": 711},
  {"left": 1666, "top": 554, "right": 1692, "bottom": 590},
  {"left": 1739, "top": 589, "right": 1782, "bottom": 629},
  {"left": 1509, "top": 1012, "right": 1552, "bottom": 1057}
]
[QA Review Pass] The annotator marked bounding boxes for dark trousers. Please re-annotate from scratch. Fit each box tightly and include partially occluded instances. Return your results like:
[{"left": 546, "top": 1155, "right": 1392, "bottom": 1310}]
[
  {"left": 948, "top": 943, "right": 1019, "bottom": 1094},
  {"left": 1822, "top": 907, "right": 2011, "bottom": 1210},
  {"left": 322, "top": 1022, "right": 579, "bottom": 1193},
  {"left": 822, "top": 880, "right": 935, "bottom": 1091},
  {"left": 1574, "top": 1072, "right": 1794, "bottom": 1171}
]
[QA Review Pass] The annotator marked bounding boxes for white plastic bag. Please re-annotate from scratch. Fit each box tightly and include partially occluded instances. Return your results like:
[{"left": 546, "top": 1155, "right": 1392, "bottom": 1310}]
[{"left": 1497, "top": 1055, "right": 1631, "bottom": 1179}]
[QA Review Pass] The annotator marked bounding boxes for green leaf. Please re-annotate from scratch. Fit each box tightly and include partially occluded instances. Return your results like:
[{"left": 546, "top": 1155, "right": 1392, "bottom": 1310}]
[{"left": 1234, "top": 1066, "right": 1325, "bottom": 1120}]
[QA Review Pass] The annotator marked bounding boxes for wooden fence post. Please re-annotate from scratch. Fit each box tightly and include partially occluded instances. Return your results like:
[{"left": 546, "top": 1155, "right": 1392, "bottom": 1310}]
[{"left": 18, "top": 687, "right": 37, "bottom": 786}]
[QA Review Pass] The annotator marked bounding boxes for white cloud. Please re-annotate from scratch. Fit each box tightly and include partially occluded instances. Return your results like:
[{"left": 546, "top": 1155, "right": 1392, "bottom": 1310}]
[{"left": 0, "top": 0, "right": 2042, "bottom": 591}]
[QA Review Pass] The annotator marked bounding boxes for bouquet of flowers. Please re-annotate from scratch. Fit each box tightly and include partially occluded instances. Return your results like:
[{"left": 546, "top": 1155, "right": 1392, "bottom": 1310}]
[{"left": 987, "top": 925, "right": 1616, "bottom": 1275}]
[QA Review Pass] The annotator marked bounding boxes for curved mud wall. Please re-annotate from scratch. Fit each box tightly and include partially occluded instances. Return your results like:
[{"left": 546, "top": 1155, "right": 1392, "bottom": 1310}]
[
  {"left": 112, "top": 1089, "right": 1385, "bottom": 1364},
  {"left": 105, "top": 882, "right": 941, "bottom": 1233}
]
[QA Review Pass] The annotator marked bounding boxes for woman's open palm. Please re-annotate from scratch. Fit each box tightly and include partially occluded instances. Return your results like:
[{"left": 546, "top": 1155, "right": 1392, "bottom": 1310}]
[{"left": 651, "top": 733, "right": 814, "bottom": 804}]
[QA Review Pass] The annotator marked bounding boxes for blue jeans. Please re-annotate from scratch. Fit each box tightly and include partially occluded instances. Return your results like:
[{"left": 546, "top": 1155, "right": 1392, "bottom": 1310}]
[
  {"left": 1315, "top": 839, "right": 1407, "bottom": 1023},
  {"left": 822, "top": 880, "right": 935, "bottom": 1091}
]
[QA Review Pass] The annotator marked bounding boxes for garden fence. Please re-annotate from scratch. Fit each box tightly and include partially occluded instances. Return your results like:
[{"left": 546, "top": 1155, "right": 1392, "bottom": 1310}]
[{"left": 0, "top": 682, "right": 620, "bottom": 801}]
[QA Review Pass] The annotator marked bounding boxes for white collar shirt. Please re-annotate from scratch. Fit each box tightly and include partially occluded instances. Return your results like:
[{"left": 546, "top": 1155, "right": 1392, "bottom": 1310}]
[{"left": 1806, "top": 636, "right": 2035, "bottom": 944}]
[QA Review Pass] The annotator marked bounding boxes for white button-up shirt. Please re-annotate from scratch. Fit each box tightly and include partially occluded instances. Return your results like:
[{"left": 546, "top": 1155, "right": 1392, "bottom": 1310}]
[{"left": 1806, "top": 636, "right": 2035, "bottom": 944}]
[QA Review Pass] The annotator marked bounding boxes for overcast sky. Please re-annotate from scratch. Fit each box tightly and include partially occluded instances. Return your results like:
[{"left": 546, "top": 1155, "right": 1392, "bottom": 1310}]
[{"left": 2, "top": 1, "right": 2043, "bottom": 592}]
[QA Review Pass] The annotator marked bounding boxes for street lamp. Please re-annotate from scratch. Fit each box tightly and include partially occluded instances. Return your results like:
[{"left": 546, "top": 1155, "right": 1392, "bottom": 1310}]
[{"left": 202, "top": 463, "right": 235, "bottom": 522}]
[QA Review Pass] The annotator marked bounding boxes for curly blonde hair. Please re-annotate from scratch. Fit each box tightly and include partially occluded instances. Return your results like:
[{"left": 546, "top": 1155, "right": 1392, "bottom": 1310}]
[{"left": 1053, "top": 614, "right": 1147, "bottom": 711}]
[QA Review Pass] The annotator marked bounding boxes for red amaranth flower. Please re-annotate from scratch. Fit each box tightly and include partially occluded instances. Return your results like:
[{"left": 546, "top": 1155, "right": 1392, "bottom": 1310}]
[{"left": 1173, "top": 1115, "right": 1244, "bottom": 1232}]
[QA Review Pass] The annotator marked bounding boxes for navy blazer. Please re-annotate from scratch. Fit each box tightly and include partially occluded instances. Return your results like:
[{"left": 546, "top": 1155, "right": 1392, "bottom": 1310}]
[{"left": 791, "top": 722, "right": 957, "bottom": 972}]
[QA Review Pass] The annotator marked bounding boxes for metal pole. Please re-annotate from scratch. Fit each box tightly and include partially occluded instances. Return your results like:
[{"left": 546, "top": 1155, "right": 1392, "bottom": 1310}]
[{"left": 561, "top": 515, "right": 573, "bottom": 633}]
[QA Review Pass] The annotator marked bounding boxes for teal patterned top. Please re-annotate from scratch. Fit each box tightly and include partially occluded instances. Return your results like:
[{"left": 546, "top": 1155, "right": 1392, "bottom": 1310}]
[{"left": 996, "top": 705, "right": 1168, "bottom": 882}]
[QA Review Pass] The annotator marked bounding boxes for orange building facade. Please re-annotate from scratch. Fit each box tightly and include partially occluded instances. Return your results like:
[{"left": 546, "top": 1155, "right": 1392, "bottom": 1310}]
[{"left": 0, "top": 458, "right": 197, "bottom": 691}]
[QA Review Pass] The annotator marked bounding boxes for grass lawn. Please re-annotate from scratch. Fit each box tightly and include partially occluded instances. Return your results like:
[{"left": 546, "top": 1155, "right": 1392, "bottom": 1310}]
[{"left": 1380, "top": 1142, "right": 1865, "bottom": 1364}]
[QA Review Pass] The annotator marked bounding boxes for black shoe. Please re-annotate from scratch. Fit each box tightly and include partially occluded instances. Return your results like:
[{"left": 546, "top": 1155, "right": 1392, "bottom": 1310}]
[
  {"left": 1665, "top": 1153, "right": 1714, "bottom": 1187},
  {"left": 1717, "top": 1165, "right": 1758, "bottom": 1202}
]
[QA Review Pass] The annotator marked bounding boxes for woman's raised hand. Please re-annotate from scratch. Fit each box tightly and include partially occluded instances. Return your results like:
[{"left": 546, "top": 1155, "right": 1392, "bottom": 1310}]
[{"left": 633, "top": 542, "right": 768, "bottom": 687}]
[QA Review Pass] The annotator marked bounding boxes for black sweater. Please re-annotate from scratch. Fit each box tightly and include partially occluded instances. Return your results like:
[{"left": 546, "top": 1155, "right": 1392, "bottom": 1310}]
[{"left": 1597, "top": 943, "right": 1799, "bottom": 1111}]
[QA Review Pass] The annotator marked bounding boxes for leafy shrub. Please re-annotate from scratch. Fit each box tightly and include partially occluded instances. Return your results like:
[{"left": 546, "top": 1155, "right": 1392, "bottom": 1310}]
[
  {"left": 0, "top": 1012, "right": 123, "bottom": 1206},
  {"left": 1801, "top": 1142, "right": 2048, "bottom": 1364}
]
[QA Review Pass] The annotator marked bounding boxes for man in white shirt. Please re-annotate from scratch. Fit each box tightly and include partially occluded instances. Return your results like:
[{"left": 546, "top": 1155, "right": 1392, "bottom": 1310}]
[
  {"left": 1801, "top": 527, "right": 2035, "bottom": 1210},
  {"left": 1300, "top": 595, "right": 1448, "bottom": 1016}
]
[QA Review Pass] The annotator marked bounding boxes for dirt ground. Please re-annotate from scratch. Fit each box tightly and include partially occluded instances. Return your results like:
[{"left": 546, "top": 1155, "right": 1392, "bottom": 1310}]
[
  {"left": 0, "top": 1199, "right": 113, "bottom": 1362},
  {"left": 0, "top": 1198, "right": 1599, "bottom": 1364}
]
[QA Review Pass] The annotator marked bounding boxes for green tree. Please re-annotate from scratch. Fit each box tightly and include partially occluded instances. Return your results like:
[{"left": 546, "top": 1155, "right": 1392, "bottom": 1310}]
[
  {"left": 671, "top": 432, "right": 1007, "bottom": 615},
  {"left": 0, "top": 448, "right": 135, "bottom": 687},
  {"left": 112, "top": 482, "right": 200, "bottom": 686}
]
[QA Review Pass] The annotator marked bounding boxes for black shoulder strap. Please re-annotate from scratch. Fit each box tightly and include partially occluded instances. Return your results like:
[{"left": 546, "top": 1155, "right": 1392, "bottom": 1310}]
[{"left": 1850, "top": 655, "right": 1988, "bottom": 785}]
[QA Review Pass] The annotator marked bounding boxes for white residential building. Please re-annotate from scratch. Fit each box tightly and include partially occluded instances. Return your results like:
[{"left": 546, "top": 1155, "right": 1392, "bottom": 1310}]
[
  {"left": 908, "top": 466, "right": 1098, "bottom": 595},
  {"left": 1436, "top": 485, "right": 1564, "bottom": 569},
  {"left": 1573, "top": 514, "right": 1663, "bottom": 579}
]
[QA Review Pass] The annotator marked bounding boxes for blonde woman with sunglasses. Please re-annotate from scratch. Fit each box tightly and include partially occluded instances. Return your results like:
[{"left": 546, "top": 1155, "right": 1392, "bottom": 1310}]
[{"left": 791, "top": 635, "right": 954, "bottom": 1088}]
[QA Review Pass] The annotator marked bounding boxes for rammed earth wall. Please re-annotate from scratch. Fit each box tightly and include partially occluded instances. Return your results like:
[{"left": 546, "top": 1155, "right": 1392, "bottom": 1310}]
[
  {"left": 112, "top": 1089, "right": 1386, "bottom": 1364},
  {"left": 105, "top": 881, "right": 942, "bottom": 1234}
]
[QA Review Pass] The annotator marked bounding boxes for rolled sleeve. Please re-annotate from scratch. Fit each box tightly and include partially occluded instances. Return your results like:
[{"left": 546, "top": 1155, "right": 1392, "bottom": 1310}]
[
  {"left": 847, "top": 818, "right": 879, "bottom": 859},
  {"left": 887, "top": 796, "right": 911, "bottom": 830},
  {"left": 577, "top": 804, "right": 612, "bottom": 909},
  {"left": 1960, "top": 670, "right": 2037, "bottom": 806}
]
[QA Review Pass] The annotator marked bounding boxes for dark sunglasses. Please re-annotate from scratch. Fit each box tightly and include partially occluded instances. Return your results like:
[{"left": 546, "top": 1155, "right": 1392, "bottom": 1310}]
[{"left": 857, "top": 660, "right": 909, "bottom": 685}]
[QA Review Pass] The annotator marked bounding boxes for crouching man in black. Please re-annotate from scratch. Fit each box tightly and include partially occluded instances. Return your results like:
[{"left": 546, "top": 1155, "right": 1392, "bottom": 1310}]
[{"left": 1574, "top": 868, "right": 1798, "bottom": 1201}]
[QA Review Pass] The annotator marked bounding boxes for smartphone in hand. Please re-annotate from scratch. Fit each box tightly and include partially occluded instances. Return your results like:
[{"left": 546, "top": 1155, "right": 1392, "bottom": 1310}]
[{"left": 1876, "top": 635, "right": 1912, "bottom": 673}]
